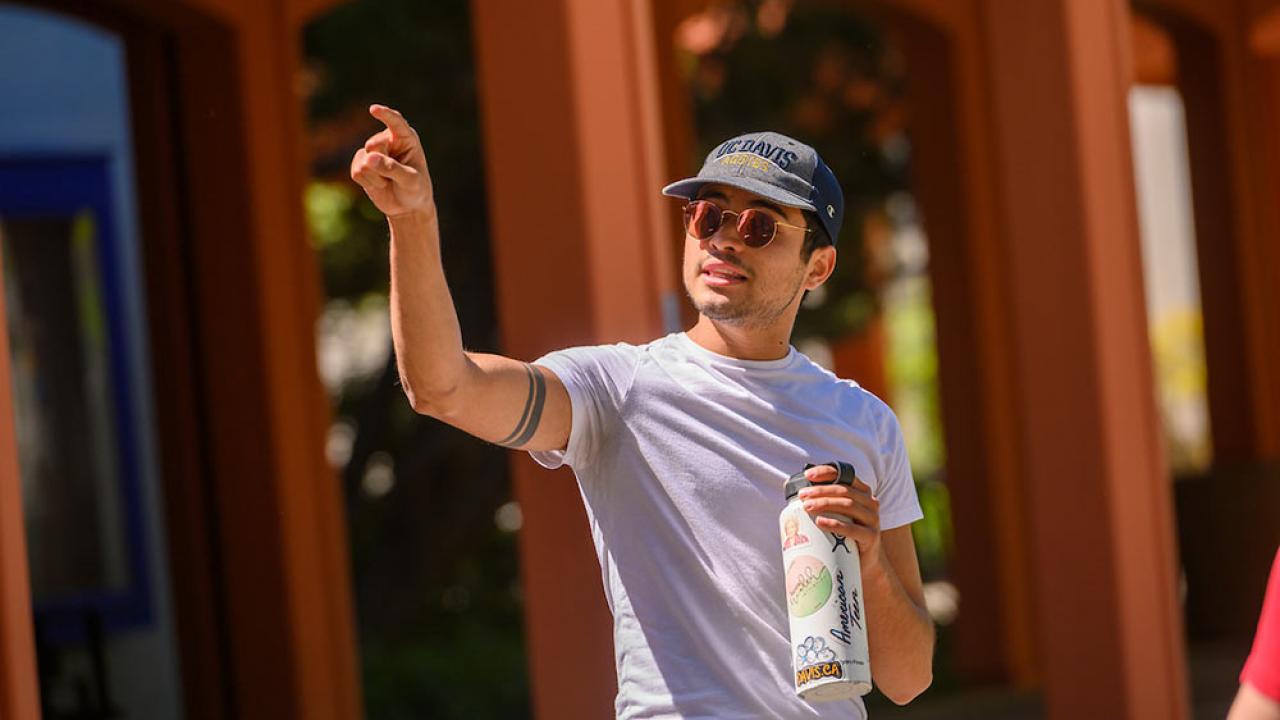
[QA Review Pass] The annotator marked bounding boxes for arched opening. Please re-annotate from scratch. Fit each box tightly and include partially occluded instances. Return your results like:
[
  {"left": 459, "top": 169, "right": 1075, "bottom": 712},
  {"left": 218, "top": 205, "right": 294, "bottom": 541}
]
[
  {"left": 1129, "top": 5, "right": 1280, "bottom": 715},
  {"left": 1128, "top": 15, "right": 1213, "bottom": 478},
  {"left": 300, "top": 1, "right": 526, "bottom": 717}
]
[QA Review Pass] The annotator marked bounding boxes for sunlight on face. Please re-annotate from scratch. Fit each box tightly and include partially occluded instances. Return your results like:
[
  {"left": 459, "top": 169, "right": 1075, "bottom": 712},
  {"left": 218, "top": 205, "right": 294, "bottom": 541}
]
[{"left": 681, "top": 184, "right": 816, "bottom": 328}]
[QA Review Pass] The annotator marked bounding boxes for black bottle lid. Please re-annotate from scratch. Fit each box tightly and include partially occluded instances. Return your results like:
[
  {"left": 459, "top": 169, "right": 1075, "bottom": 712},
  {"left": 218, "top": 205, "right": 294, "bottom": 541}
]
[{"left": 784, "top": 461, "right": 857, "bottom": 500}]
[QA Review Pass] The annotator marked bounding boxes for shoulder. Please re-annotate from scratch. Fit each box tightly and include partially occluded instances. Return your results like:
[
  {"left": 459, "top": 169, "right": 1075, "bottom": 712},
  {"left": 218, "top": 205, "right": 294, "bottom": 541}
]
[
  {"left": 793, "top": 358, "right": 906, "bottom": 448},
  {"left": 793, "top": 352, "right": 901, "bottom": 432},
  {"left": 532, "top": 339, "right": 658, "bottom": 398},
  {"left": 554, "top": 332, "right": 690, "bottom": 370},
  {"left": 841, "top": 382, "right": 902, "bottom": 438},
  {"left": 535, "top": 339, "right": 648, "bottom": 367}
]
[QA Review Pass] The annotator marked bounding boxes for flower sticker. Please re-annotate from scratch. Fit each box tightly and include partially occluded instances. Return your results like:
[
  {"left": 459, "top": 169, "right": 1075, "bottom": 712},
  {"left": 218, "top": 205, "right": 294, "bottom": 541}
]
[{"left": 796, "top": 635, "right": 837, "bottom": 668}]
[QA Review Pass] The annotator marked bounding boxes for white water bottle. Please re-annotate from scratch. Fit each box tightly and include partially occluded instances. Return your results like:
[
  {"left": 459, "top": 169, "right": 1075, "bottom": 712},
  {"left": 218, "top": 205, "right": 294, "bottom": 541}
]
[{"left": 779, "top": 461, "right": 872, "bottom": 701}]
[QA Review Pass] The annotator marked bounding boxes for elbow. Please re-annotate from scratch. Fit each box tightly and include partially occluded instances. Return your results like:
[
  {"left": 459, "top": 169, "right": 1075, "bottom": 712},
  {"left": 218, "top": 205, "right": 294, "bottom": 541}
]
[
  {"left": 880, "top": 612, "right": 936, "bottom": 705},
  {"left": 883, "top": 671, "right": 932, "bottom": 706},
  {"left": 403, "top": 381, "right": 461, "bottom": 418},
  {"left": 879, "top": 646, "right": 934, "bottom": 705},
  {"left": 400, "top": 357, "right": 474, "bottom": 417},
  {"left": 404, "top": 389, "right": 434, "bottom": 416}
]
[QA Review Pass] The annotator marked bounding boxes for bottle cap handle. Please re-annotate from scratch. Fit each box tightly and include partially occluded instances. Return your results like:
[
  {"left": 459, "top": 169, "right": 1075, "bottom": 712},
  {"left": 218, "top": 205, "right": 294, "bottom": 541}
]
[
  {"left": 786, "top": 461, "right": 857, "bottom": 498},
  {"left": 802, "top": 461, "right": 856, "bottom": 487}
]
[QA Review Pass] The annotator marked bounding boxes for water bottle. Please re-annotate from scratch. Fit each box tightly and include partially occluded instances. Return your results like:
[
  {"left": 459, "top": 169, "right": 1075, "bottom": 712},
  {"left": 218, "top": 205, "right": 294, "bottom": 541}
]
[{"left": 780, "top": 461, "right": 872, "bottom": 701}]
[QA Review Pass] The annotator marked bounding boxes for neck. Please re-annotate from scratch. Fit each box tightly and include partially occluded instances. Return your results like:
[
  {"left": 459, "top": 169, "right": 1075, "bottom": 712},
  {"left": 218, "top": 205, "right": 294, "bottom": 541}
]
[{"left": 685, "top": 314, "right": 796, "bottom": 361}]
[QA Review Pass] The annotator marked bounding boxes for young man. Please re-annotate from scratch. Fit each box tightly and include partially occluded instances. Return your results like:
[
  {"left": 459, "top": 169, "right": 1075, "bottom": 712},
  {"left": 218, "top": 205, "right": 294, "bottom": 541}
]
[{"left": 351, "top": 104, "right": 934, "bottom": 718}]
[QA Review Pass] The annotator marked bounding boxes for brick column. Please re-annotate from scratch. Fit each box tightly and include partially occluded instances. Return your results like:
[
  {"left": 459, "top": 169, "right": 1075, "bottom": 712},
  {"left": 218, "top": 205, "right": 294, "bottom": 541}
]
[
  {"left": 978, "top": 0, "right": 1189, "bottom": 716},
  {"left": 0, "top": 237, "right": 40, "bottom": 720}
]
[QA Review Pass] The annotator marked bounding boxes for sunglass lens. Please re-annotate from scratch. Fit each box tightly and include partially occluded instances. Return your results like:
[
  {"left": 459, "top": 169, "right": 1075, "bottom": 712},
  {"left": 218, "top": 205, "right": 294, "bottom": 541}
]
[
  {"left": 737, "top": 209, "right": 776, "bottom": 248},
  {"left": 685, "top": 201, "right": 722, "bottom": 239}
]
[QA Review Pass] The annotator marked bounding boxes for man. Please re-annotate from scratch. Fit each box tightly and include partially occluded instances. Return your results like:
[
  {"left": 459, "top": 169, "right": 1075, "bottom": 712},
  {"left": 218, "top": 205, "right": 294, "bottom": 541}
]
[{"left": 351, "top": 103, "right": 934, "bottom": 718}]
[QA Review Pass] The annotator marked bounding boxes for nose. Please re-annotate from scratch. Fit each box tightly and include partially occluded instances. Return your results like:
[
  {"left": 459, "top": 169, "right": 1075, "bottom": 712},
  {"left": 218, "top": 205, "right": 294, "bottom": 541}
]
[{"left": 701, "top": 216, "right": 745, "bottom": 254}]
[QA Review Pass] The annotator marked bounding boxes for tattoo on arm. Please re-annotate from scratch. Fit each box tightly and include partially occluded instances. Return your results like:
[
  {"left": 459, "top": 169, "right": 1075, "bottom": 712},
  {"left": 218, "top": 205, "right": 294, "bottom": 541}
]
[{"left": 496, "top": 363, "right": 547, "bottom": 448}]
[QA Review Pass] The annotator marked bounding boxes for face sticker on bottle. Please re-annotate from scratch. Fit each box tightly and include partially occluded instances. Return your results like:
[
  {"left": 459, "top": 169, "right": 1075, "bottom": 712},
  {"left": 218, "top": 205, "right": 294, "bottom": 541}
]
[{"left": 781, "top": 512, "right": 811, "bottom": 550}]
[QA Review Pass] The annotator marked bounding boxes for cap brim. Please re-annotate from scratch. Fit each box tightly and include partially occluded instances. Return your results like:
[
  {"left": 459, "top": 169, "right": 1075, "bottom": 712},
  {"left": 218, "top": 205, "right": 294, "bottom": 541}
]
[{"left": 661, "top": 176, "right": 817, "bottom": 213}]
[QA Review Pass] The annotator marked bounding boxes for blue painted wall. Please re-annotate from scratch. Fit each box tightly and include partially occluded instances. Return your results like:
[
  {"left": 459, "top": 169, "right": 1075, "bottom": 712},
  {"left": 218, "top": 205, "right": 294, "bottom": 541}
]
[{"left": 0, "top": 4, "right": 184, "bottom": 718}]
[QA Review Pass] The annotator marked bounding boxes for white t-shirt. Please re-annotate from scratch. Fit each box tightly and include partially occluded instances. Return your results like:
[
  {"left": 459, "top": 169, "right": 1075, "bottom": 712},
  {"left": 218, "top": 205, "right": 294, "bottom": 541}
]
[{"left": 530, "top": 332, "right": 923, "bottom": 719}]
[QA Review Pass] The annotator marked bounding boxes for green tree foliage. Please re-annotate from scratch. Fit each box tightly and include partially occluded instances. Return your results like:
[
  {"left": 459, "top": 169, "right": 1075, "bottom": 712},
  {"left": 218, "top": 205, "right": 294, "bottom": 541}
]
[
  {"left": 679, "top": 0, "right": 911, "bottom": 341},
  {"left": 304, "top": 2, "right": 526, "bottom": 717}
]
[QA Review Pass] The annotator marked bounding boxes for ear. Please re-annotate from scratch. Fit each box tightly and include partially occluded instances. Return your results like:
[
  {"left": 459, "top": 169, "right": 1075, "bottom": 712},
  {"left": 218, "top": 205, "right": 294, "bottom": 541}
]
[{"left": 804, "top": 245, "right": 837, "bottom": 290}]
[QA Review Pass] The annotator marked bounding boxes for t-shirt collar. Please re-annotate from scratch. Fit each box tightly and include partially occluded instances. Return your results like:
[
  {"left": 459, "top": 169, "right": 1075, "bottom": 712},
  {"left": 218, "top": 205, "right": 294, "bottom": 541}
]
[{"left": 674, "top": 331, "right": 799, "bottom": 370}]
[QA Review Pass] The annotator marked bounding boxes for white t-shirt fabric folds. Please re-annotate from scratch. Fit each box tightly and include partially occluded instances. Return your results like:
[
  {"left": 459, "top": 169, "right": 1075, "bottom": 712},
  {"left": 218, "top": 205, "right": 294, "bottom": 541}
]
[{"left": 529, "top": 332, "right": 923, "bottom": 720}]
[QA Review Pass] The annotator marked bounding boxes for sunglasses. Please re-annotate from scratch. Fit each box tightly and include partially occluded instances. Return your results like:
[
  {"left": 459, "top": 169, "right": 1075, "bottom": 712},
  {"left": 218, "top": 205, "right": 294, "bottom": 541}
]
[{"left": 682, "top": 199, "right": 812, "bottom": 249}]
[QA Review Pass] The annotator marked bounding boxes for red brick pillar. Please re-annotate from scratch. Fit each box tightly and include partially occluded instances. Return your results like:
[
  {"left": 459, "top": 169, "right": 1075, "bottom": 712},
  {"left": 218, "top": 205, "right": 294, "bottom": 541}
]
[
  {"left": 977, "top": 0, "right": 1189, "bottom": 716},
  {"left": 0, "top": 239, "right": 40, "bottom": 720}
]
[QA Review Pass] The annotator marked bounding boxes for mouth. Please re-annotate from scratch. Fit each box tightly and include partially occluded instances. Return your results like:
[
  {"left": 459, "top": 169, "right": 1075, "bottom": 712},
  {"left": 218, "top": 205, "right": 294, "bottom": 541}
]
[{"left": 700, "top": 264, "right": 749, "bottom": 287}]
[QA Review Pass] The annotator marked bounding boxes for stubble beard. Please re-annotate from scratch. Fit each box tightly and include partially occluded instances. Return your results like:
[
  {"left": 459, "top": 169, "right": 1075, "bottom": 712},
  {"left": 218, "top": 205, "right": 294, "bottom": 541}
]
[{"left": 685, "top": 265, "right": 808, "bottom": 329}]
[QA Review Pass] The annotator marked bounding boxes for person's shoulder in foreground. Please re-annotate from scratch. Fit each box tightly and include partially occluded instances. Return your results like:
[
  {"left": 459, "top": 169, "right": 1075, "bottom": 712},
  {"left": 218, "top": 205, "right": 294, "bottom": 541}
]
[{"left": 1230, "top": 548, "right": 1280, "bottom": 720}]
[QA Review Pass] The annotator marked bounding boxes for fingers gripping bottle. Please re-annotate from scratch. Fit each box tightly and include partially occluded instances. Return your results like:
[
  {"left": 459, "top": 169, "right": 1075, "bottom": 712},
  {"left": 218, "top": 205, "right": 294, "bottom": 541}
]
[{"left": 780, "top": 461, "right": 872, "bottom": 701}]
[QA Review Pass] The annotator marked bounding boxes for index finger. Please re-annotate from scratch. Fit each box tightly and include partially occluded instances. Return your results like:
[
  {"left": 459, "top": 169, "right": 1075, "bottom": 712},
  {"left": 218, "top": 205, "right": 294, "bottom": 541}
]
[{"left": 370, "top": 104, "right": 415, "bottom": 138}]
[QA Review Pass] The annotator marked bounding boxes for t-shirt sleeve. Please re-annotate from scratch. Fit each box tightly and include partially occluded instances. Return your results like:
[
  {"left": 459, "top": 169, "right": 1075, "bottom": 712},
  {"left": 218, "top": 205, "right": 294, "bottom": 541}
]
[
  {"left": 527, "top": 343, "right": 640, "bottom": 471},
  {"left": 871, "top": 401, "right": 924, "bottom": 531},
  {"left": 1242, "top": 548, "right": 1280, "bottom": 700}
]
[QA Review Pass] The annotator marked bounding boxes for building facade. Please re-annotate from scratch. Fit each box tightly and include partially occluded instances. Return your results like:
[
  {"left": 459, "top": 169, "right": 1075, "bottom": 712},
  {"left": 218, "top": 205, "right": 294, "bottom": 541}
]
[{"left": 1, "top": 0, "right": 1279, "bottom": 718}]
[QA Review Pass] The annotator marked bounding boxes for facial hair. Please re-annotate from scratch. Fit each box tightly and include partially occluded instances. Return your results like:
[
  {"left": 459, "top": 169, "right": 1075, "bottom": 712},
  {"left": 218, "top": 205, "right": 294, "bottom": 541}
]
[{"left": 685, "top": 261, "right": 809, "bottom": 328}]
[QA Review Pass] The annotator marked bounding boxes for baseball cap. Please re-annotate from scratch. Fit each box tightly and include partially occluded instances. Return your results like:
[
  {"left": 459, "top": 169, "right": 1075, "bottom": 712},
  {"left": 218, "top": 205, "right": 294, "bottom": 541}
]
[{"left": 662, "top": 131, "right": 845, "bottom": 244}]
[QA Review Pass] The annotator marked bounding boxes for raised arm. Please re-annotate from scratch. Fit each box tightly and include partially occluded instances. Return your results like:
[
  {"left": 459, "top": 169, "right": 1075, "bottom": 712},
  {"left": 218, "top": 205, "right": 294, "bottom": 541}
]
[{"left": 350, "top": 104, "right": 569, "bottom": 452}]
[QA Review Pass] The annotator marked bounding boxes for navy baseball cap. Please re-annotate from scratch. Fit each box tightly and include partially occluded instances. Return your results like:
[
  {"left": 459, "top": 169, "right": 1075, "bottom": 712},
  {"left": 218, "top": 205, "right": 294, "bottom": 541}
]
[{"left": 662, "top": 131, "right": 845, "bottom": 244}]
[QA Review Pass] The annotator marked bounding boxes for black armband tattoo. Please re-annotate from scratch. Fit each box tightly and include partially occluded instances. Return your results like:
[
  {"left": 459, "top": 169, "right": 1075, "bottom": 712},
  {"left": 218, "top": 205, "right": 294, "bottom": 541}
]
[{"left": 496, "top": 363, "right": 546, "bottom": 448}]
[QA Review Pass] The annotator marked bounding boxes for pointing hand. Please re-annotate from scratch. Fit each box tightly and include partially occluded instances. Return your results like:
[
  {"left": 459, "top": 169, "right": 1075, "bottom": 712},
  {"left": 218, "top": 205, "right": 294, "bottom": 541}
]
[{"left": 350, "top": 104, "right": 435, "bottom": 220}]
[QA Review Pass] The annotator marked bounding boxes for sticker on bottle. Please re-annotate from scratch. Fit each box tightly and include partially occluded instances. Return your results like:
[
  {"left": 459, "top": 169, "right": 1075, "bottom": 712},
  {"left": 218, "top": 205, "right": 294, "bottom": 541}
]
[{"left": 785, "top": 555, "right": 833, "bottom": 617}]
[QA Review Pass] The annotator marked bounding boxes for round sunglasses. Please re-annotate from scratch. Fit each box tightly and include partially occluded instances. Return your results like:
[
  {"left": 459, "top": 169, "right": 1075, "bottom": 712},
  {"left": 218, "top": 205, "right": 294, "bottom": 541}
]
[{"left": 682, "top": 199, "right": 812, "bottom": 249}]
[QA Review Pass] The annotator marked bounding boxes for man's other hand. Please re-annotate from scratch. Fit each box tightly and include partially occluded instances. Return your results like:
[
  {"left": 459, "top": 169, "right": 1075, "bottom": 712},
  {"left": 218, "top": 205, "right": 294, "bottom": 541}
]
[{"left": 797, "top": 464, "right": 885, "bottom": 576}]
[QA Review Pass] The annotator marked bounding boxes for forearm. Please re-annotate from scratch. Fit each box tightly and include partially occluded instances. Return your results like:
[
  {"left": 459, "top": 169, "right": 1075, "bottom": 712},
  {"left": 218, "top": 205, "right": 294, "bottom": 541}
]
[
  {"left": 387, "top": 207, "right": 471, "bottom": 410},
  {"left": 864, "top": 558, "right": 934, "bottom": 704}
]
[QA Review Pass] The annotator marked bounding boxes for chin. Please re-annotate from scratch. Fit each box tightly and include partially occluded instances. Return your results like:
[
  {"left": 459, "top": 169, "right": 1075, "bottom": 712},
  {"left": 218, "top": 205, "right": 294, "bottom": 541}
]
[
  {"left": 686, "top": 283, "right": 723, "bottom": 309},
  {"left": 690, "top": 296, "right": 750, "bottom": 324},
  {"left": 684, "top": 276, "right": 755, "bottom": 322}
]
